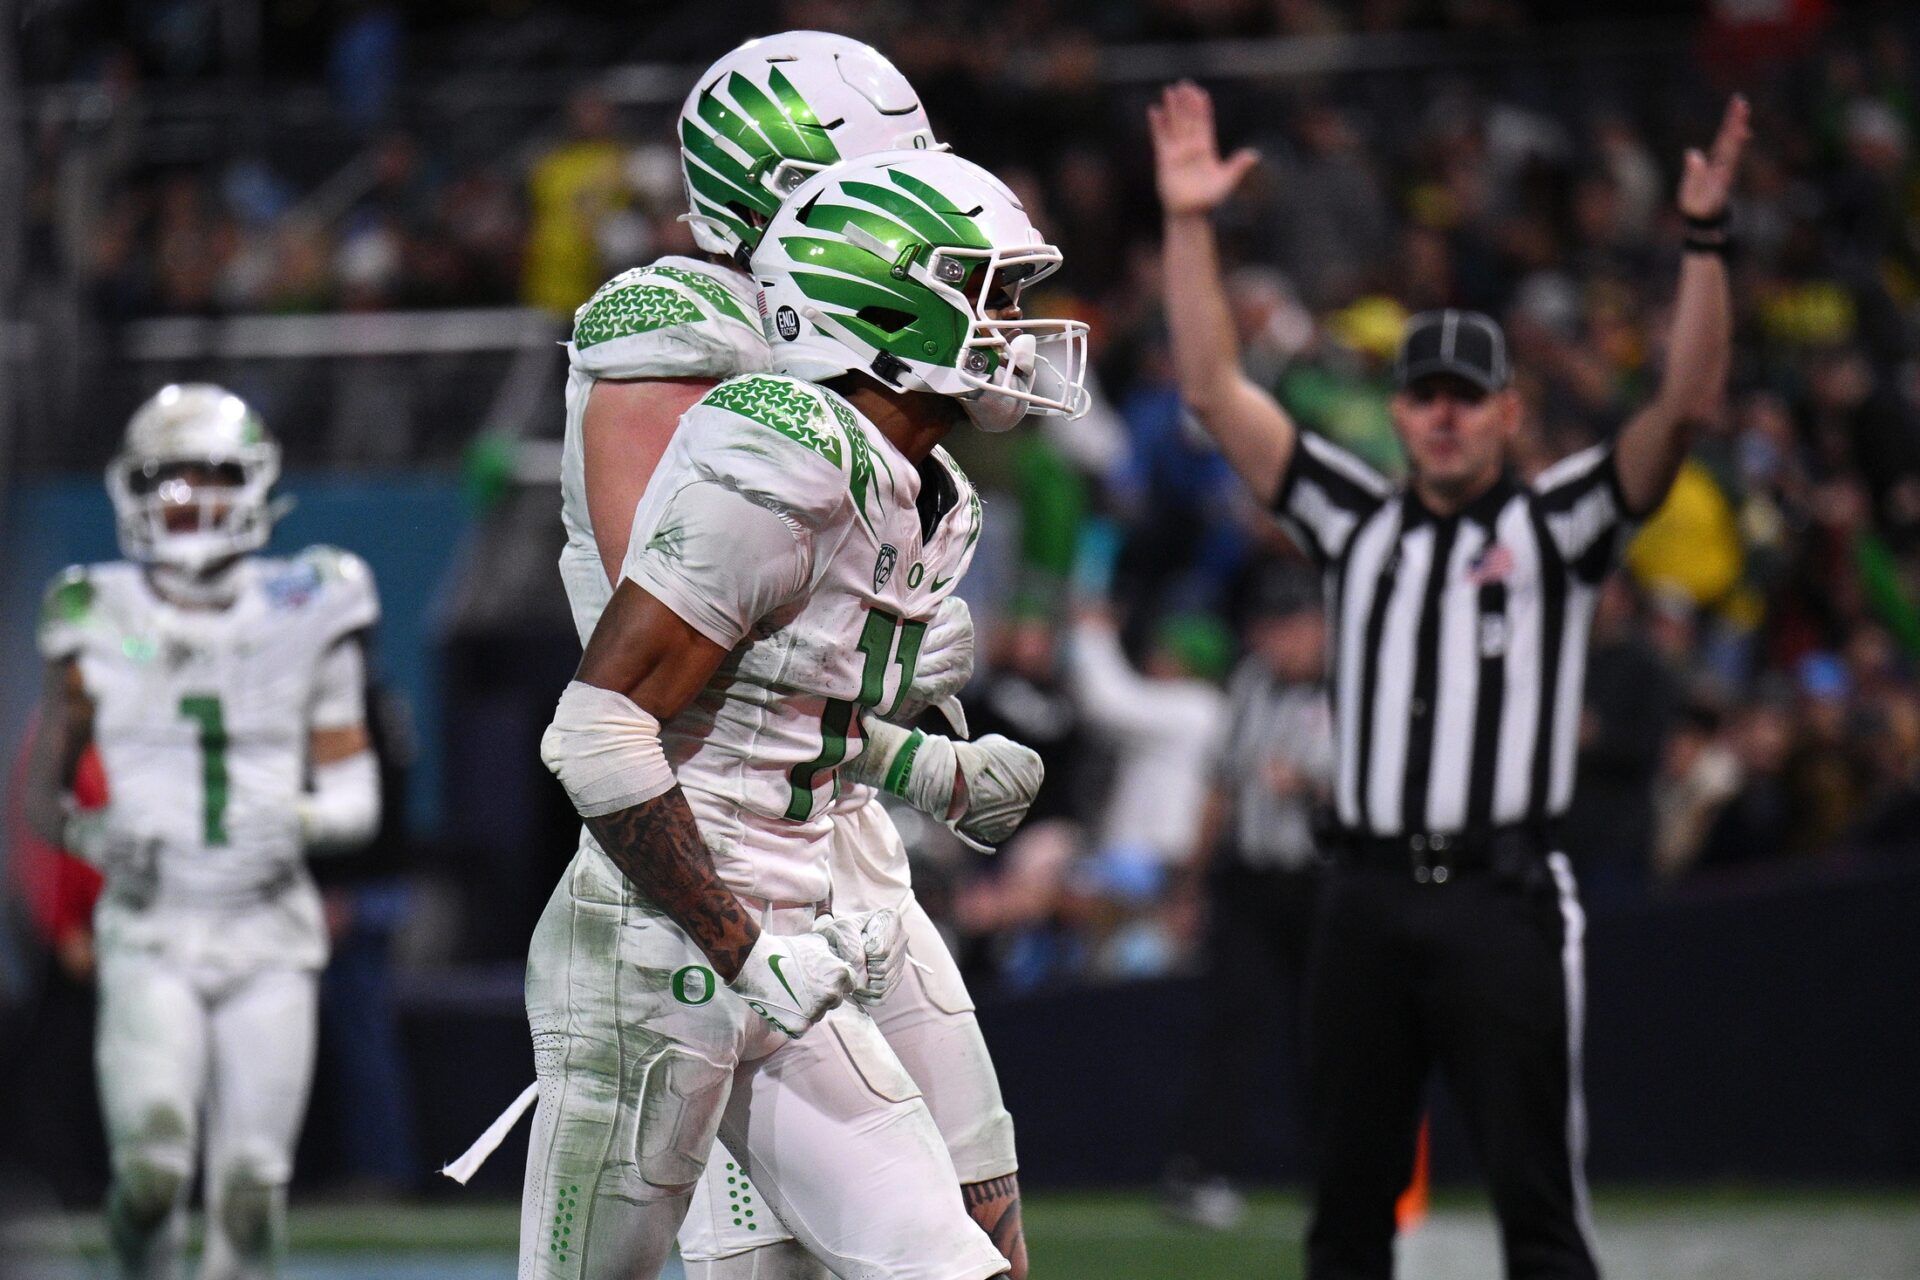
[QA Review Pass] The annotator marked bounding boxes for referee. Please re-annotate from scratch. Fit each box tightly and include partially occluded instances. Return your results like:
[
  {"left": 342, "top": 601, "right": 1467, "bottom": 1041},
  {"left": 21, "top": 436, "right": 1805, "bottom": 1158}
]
[{"left": 1148, "top": 83, "right": 1750, "bottom": 1279}]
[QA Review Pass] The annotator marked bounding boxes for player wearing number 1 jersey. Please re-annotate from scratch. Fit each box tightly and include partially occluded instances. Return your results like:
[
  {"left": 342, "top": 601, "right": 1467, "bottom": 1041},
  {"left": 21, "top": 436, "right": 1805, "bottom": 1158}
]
[
  {"left": 526, "top": 148, "right": 1088, "bottom": 1279},
  {"left": 23, "top": 384, "right": 382, "bottom": 1280}
]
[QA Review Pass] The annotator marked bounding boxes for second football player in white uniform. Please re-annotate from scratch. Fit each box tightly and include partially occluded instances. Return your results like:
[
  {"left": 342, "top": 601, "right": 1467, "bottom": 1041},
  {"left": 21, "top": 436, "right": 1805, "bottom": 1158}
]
[
  {"left": 555, "top": 32, "right": 1033, "bottom": 1278},
  {"left": 529, "top": 148, "right": 1086, "bottom": 1278},
  {"left": 23, "top": 385, "right": 382, "bottom": 1280}
]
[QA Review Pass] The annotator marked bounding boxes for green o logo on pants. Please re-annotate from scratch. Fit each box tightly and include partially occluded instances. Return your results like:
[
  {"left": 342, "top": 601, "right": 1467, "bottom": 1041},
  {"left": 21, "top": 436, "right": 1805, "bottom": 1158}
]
[{"left": 671, "top": 965, "right": 717, "bottom": 1005}]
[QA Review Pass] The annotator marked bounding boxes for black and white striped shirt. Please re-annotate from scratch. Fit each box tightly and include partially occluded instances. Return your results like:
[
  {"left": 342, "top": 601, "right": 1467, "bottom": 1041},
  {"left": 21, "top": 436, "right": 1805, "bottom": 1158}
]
[{"left": 1275, "top": 432, "right": 1638, "bottom": 838}]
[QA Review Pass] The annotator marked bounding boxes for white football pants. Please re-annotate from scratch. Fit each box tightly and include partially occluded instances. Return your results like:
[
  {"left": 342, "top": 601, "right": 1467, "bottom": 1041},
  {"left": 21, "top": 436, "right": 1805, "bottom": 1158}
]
[
  {"left": 517, "top": 845, "right": 1006, "bottom": 1280},
  {"left": 96, "top": 951, "right": 317, "bottom": 1280},
  {"left": 679, "top": 800, "right": 1018, "bottom": 1274}
]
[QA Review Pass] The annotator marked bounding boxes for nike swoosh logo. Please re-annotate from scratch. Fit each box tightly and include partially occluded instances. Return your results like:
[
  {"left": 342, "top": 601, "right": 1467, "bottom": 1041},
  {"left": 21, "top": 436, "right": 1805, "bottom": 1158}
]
[
  {"left": 766, "top": 953, "right": 800, "bottom": 1004},
  {"left": 929, "top": 575, "right": 955, "bottom": 591}
]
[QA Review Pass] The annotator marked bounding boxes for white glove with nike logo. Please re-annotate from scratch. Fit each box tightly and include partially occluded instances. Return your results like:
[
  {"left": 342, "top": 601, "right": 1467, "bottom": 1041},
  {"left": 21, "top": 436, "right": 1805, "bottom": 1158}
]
[
  {"left": 729, "top": 928, "right": 855, "bottom": 1038},
  {"left": 844, "top": 714, "right": 1045, "bottom": 852},
  {"left": 812, "top": 908, "right": 904, "bottom": 1003}
]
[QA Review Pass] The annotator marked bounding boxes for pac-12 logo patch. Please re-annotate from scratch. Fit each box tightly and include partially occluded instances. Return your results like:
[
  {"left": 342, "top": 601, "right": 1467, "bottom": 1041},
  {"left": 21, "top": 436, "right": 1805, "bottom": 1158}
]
[
  {"left": 873, "top": 543, "right": 898, "bottom": 590},
  {"left": 775, "top": 305, "right": 801, "bottom": 341}
]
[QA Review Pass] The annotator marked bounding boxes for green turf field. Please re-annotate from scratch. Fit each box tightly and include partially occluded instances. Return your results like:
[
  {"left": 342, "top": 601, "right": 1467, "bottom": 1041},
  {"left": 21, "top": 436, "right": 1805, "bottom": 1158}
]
[{"left": 5, "top": 1188, "right": 1917, "bottom": 1278}]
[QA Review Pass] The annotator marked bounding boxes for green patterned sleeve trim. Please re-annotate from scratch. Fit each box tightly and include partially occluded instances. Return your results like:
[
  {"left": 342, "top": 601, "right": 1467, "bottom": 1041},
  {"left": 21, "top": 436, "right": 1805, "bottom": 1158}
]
[
  {"left": 645, "top": 265, "right": 755, "bottom": 329},
  {"left": 573, "top": 279, "right": 705, "bottom": 350},
  {"left": 700, "top": 377, "right": 844, "bottom": 467},
  {"left": 828, "top": 394, "right": 885, "bottom": 535}
]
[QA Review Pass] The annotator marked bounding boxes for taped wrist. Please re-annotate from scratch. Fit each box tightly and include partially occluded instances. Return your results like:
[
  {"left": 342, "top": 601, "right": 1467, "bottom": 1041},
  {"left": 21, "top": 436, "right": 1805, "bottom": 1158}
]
[
  {"left": 848, "top": 716, "right": 959, "bottom": 819},
  {"left": 297, "top": 750, "right": 380, "bottom": 850},
  {"left": 541, "top": 681, "right": 677, "bottom": 818}
]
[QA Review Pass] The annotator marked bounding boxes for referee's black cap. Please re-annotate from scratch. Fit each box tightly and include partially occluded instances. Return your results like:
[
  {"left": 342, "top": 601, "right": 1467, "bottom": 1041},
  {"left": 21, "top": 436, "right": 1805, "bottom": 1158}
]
[{"left": 1394, "top": 309, "right": 1511, "bottom": 392}]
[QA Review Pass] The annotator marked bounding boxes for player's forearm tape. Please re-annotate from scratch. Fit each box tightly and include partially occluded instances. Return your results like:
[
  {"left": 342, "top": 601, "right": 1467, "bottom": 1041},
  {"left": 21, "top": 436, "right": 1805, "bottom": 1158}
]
[
  {"left": 298, "top": 750, "right": 381, "bottom": 850},
  {"left": 844, "top": 716, "right": 959, "bottom": 818},
  {"left": 540, "top": 681, "right": 677, "bottom": 817}
]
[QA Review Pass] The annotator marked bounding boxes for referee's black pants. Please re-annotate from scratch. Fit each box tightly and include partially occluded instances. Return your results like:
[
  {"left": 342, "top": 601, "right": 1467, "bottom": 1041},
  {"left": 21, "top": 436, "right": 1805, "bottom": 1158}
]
[{"left": 1303, "top": 855, "right": 1599, "bottom": 1280}]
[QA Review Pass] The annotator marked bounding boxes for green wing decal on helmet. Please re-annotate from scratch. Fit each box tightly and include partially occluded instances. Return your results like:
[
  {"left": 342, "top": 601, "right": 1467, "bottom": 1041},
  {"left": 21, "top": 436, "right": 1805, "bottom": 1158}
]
[
  {"left": 780, "top": 169, "right": 996, "bottom": 370},
  {"left": 735, "top": 69, "right": 838, "bottom": 166},
  {"left": 701, "top": 377, "right": 844, "bottom": 466},
  {"left": 682, "top": 69, "right": 842, "bottom": 252}
]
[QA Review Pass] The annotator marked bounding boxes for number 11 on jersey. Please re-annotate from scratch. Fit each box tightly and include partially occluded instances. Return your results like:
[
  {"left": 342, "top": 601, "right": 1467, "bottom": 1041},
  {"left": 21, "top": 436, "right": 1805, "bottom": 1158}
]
[{"left": 785, "top": 609, "right": 926, "bottom": 820}]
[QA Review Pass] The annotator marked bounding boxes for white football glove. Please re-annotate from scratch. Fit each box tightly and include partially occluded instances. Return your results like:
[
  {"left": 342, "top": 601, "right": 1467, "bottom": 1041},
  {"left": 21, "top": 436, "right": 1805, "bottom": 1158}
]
[
  {"left": 728, "top": 928, "right": 856, "bottom": 1039},
  {"left": 812, "top": 908, "right": 904, "bottom": 1003},
  {"left": 845, "top": 715, "right": 1045, "bottom": 852},
  {"left": 889, "top": 596, "right": 975, "bottom": 729},
  {"left": 62, "top": 808, "right": 160, "bottom": 905}
]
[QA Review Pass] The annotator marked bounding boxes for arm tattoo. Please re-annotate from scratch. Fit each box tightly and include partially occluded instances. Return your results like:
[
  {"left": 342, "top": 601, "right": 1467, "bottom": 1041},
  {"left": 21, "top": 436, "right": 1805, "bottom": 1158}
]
[
  {"left": 584, "top": 786, "right": 759, "bottom": 980},
  {"left": 962, "top": 1174, "right": 1026, "bottom": 1274}
]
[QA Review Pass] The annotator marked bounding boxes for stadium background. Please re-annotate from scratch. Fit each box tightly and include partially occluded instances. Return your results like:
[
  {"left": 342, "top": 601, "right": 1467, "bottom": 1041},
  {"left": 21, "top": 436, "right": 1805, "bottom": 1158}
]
[{"left": 3, "top": 0, "right": 1919, "bottom": 1275}]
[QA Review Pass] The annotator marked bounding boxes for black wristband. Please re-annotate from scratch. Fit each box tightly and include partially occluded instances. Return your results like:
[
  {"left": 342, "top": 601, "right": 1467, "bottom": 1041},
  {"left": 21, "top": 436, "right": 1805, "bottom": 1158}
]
[
  {"left": 1683, "top": 210, "right": 1731, "bottom": 231},
  {"left": 1682, "top": 235, "right": 1733, "bottom": 258}
]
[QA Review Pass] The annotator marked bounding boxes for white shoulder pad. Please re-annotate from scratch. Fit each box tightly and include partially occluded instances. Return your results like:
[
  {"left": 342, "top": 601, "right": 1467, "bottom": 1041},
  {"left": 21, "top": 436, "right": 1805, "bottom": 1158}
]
[
  {"left": 568, "top": 257, "right": 769, "bottom": 382},
  {"left": 267, "top": 546, "right": 381, "bottom": 642},
  {"left": 677, "top": 375, "right": 892, "bottom": 534}
]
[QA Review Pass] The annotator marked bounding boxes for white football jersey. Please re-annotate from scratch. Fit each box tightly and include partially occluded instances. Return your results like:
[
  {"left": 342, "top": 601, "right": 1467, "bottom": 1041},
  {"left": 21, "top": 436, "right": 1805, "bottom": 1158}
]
[
  {"left": 616, "top": 374, "right": 982, "bottom": 904},
  {"left": 558, "top": 256, "right": 769, "bottom": 645},
  {"left": 37, "top": 548, "right": 379, "bottom": 969}
]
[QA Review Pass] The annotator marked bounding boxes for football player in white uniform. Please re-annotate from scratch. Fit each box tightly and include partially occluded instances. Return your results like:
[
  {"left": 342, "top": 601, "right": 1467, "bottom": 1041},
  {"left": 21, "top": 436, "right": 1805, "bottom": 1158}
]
[
  {"left": 22, "top": 385, "right": 382, "bottom": 1280},
  {"left": 554, "top": 33, "right": 1037, "bottom": 1279},
  {"left": 527, "top": 149, "right": 1086, "bottom": 1280}
]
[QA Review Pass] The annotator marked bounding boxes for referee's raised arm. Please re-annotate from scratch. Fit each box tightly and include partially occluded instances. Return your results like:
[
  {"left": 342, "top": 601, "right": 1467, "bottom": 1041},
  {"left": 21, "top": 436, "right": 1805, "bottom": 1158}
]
[
  {"left": 1613, "top": 94, "right": 1752, "bottom": 515},
  {"left": 1149, "top": 81, "right": 1297, "bottom": 505}
]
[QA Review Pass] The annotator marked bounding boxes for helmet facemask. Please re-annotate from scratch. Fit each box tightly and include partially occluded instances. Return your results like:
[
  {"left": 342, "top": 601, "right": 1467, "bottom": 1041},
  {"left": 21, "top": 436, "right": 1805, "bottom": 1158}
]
[{"left": 911, "top": 242, "right": 1091, "bottom": 428}]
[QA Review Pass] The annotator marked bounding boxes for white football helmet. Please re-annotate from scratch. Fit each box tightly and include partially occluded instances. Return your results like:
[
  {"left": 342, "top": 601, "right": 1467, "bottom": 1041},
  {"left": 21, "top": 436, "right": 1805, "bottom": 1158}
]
[
  {"left": 678, "top": 31, "right": 941, "bottom": 262},
  {"left": 107, "top": 384, "right": 283, "bottom": 573},
  {"left": 752, "top": 150, "right": 1091, "bottom": 429}
]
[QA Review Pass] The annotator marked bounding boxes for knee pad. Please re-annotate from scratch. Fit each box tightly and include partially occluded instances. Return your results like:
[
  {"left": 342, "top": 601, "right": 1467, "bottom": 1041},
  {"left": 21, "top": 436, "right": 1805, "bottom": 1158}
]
[
  {"left": 635, "top": 1050, "right": 733, "bottom": 1190},
  {"left": 112, "top": 1106, "right": 193, "bottom": 1226},
  {"left": 217, "top": 1147, "right": 288, "bottom": 1257},
  {"left": 111, "top": 1157, "right": 188, "bottom": 1229},
  {"left": 947, "top": 1104, "right": 1019, "bottom": 1186}
]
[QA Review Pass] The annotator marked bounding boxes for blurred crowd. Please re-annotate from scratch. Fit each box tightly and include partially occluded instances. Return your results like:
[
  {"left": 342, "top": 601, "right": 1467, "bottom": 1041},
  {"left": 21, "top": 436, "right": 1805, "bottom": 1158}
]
[{"left": 19, "top": 0, "right": 1920, "bottom": 989}]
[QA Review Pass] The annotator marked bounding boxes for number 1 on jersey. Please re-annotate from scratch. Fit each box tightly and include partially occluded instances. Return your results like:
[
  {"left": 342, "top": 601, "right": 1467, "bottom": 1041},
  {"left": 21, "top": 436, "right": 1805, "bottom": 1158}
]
[{"left": 178, "top": 695, "right": 230, "bottom": 845}]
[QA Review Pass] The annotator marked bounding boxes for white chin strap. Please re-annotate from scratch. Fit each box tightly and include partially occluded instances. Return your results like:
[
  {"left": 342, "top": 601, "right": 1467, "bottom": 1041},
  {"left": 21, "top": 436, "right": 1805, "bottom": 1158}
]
[{"left": 962, "top": 333, "right": 1038, "bottom": 433}]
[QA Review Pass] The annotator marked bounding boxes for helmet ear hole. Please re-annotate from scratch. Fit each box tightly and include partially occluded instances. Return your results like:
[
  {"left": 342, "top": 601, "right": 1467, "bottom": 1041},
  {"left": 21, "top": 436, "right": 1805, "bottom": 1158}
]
[{"left": 855, "top": 305, "right": 916, "bottom": 334}]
